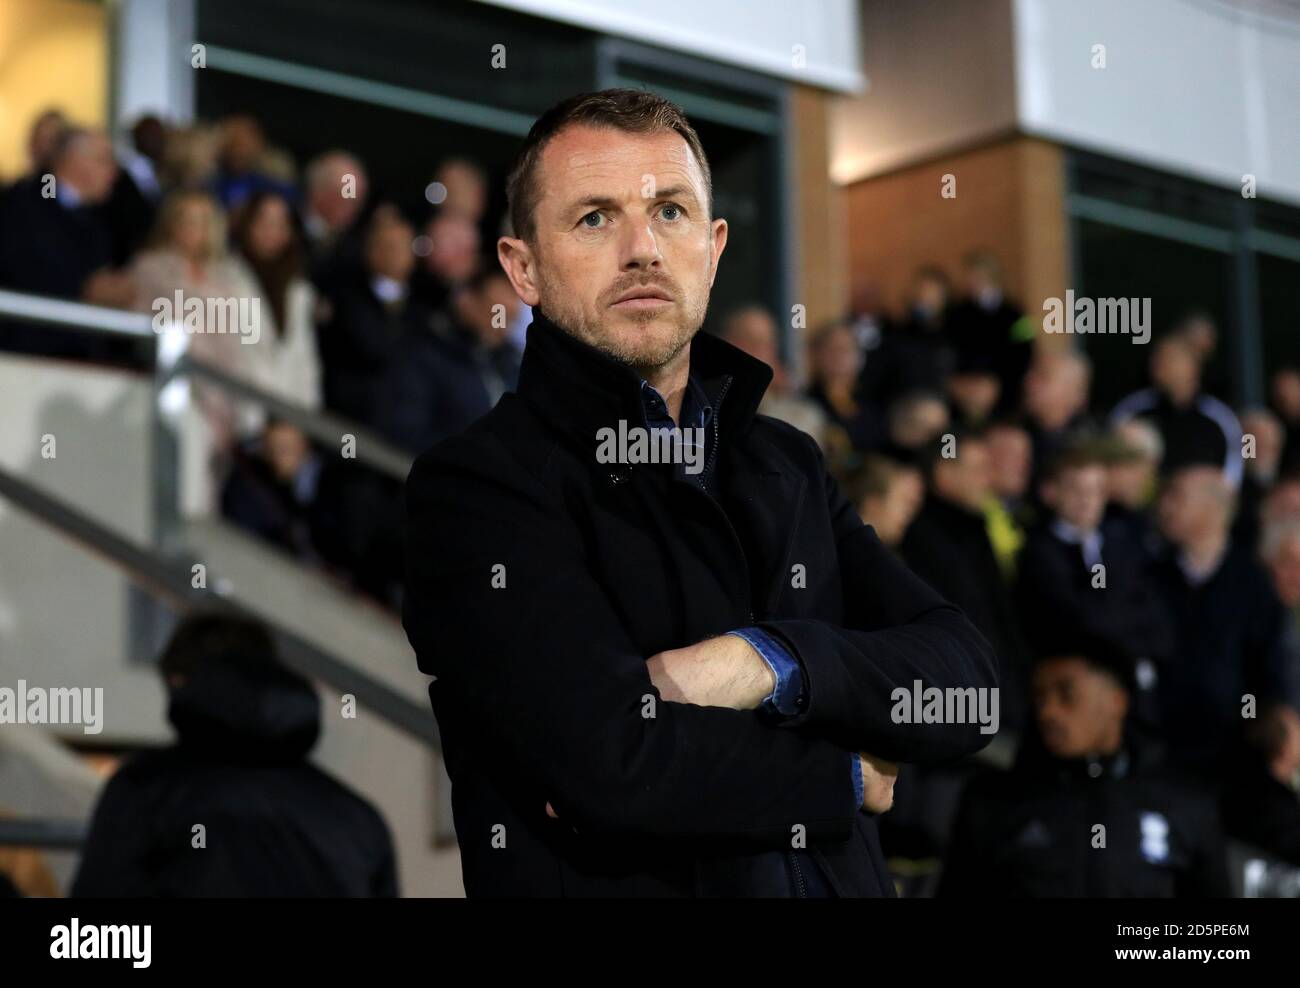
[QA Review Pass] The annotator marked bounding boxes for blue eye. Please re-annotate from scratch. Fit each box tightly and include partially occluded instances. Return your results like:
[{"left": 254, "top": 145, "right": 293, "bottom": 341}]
[
  {"left": 582, "top": 212, "right": 604, "bottom": 228},
  {"left": 660, "top": 204, "right": 681, "bottom": 221}
]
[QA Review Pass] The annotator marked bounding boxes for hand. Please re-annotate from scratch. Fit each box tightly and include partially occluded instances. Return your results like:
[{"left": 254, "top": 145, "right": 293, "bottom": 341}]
[
  {"left": 81, "top": 268, "right": 137, "bottom": 309},
  {"left": 858, "top": 752, "right": 898, "bottom": 814},
  {"left": 646, "top": 635, "right": 775, "bottom": 710}
]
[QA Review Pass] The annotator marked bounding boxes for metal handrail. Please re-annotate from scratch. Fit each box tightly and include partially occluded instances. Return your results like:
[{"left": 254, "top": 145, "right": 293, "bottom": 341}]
[
  {"left": 0, "top": 818, "right": 87, "bottom": 850},
  {"left": 0, "top": 464, "right": 439, "bottom": 749},
  {"left": 0, "top": 288, "right": 443, "bottom": 858},
  {"left": 169, "top": 356, "right": 414, "bottom": 481},
  {"left": 0, "top": 289, "right": 414, "bottom": 482},
  {"left": 0, "top": 288, "right": 154, "bottom": 337}
]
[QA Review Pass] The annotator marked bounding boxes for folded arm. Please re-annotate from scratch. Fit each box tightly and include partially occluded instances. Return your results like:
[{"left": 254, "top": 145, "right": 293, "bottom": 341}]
[
  {"left": 403, "top": 439, "right": 860, "bottom": 847},
  {"left": 746, "top": 434, "right": 1000, "bottom": 763}
]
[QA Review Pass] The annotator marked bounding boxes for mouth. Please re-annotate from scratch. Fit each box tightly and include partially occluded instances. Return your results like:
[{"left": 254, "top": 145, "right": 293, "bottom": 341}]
[{"left": 611, "top": 287, "right": 674, "bottom": 310}]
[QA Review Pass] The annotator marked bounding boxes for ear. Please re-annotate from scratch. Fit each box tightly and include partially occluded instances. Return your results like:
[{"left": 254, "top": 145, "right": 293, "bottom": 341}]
[
  {"left": 497, "top": 235, "right": 540, "bottom": 307},
  {"left": 707, "top": 217, "right": 728, "bottom": 288}
]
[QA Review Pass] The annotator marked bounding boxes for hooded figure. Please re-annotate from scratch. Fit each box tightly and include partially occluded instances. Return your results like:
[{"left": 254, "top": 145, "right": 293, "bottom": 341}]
[{"left": 72, "top": 613, "right": 397, "bottom": 897}]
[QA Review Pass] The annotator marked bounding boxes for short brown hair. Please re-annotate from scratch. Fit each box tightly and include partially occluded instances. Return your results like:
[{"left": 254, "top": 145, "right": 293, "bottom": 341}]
[{"left": 505, "top": 88, "right": 712, "bottom": 243}]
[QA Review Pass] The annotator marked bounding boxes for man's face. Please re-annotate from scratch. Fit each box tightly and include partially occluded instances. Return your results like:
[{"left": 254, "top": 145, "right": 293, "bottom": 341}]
[
  {"left": 367, "top": 221, "right": 416, "bottom": 282},
  {"left": 1268, "top": 539, "right": 1300, "bottom": 608},
  {"left": 456, "top": 274, "right": 520, "bottom": 348},
  {"left": 1034, "top": 657, "right": 1127, "bottom": 759},
  {"left": 1047, "top": 464, "right": 1108, "bottom": 532},
  {"left": 312, "top": 157, "right": 368, "bottom": 230},
  {"left": 1158, "top": 466, "right": 1228, "bottom": 545},
  {"left": 986, "top": 426, "right": 1031, "bottom": 499},
  {"left": 499, "top": 125, "right": 726, "bottom": 372},
  {"left": 1152, "top": 342, "right": 1200, "bottom": 403},
  {"left": 58, "top": 133, "right": 118, "bottom": 204},
  {"left": 947, "top": 371, "right": 1000, "bottom": 421},
  {"left": 725, "top": 310, "right": 780, "bottom": 369},
  {"left": 934, "top": 440, "right": 992, "bottom": 511},
  {"left": 1273, "top": 370, "right": 1300, "bottom": 420}
]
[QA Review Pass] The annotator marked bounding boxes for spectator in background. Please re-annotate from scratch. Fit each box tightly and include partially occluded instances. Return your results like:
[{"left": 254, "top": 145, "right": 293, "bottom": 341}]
[
  {"left": 859, "top": 265, "right": 954, "bottom": 408},
  {"left": 160, "top": 123, "right": 221, "bottom": 190},
  {"left": 1178, "top": 310, "right": 1219, "bottom": 365},
  {"left": 1223, "top": 703, "right": 1300, "bottom": 866},
  {"left": 1022, "top": 347, "right": 1094, "bottom": 484},
  {"left": 842, "top": 454, "right": 923, "bottom": 549},
  {"left": 133, "top": 190, "right": 251, "bottom": 415},
  {"left": 73, "top": 612, "right": 397, "bottom": 897},
  {"left": 1270, "top": 366, "right": 1300, "bottom": 473},
  {"left": 883, "top": 389, "right": 949, "bottom": 464},
  {"left": 1153, "top": 464, "right": 1298, "bottom": 780},
  {"left": 1261, "top": 519, "right": 1300, "bottom": 623},
  {"left": 429, "top": 156, "right": 489, "bottom": 225},
  {"left": 719, "top": 304, "right": 828, "bottom": 447},
  {"left": 221, "top": 419, "right": 324, "bottom": 560},
  {"left": 103, "top": 124, "right": 162, "bottom": 268},
  {"left": 942, "top": 632, "right": 1229, "bottom": 897},
  {"left": 211, "top": 114, "right": 295, "bottom": 211},
  {"left": 1102, "top": 416, "right": 1164, "bottom": 512},
  {"left": 229, "top": 190, "right": 322, "bottom": 413},
  {"left": 1105, "top": 418, "right": 1164, "bottom": 550},
  {"left": 902, "top": 430, "right": 1030, "bottom": 726},
  {"left": 1236, "top": 407, "right": 1284, "bottom": 548},
  {"left": 301, "top": 150, "right": 370, "bottom": 289},
  {"left": 378, "top": 268, "right": 522, "bottom": 454},
  {"left": 946, "top": 350, "right": 1002, "bottom": 431},
  {"left": 806, "top": 320, "right": 883, "bottom": 461},
  {"left": 119, "top": 114, "right": 168, "bottom": 203},
  {"left": 1110, "top": 332, "right": 1243, "bottom": 487},
  {"left": 318, "top": 212, "right": 429, "bottom": 428},
  {"left": 946, "top": 249, "right": 1033, "bottom": 413},
  {"left": 985, "top": 418, "right": 1035, "bottom": 529},
  {"left": 1262, "top": 473, "right": 1300, "bottom": 533},
  {"left": 0, "top": 127, "right": 130, "bottom": 306},
  {"left": 983, "top": 418, "right": 1034, "bottom": 575},
  {"left": 412, "top": 209, "right": 481, "bottom": 312},
  {"left": 24, "top": 108, "right": 69, "bottom": 177},
  {"left": 1016, "top": 443, "right": 1174, "bottom": 725}
]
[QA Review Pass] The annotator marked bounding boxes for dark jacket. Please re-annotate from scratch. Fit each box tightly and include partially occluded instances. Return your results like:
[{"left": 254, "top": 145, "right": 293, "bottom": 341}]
[
  {"left": 946, "top": 295, "right": 1031, "bottom": 413},
  {"left": 0, "top": 177, "right": 114, "bottom": 299},
  {"left": 317, "top": 275, "right": 432, "bottom": 427},
  {"left": 901, "top": 493, "right": 1029, "bottom": 728},
  {"left": 940, "top": 736, "right": 1229, "bottom": 897},
  {"left": 377, "top": 311, "right": 521, "bottom": 454},
  {"left": 1222, "top": 762, "right": 1300, "bottom": 866},
  {"left": 1150, "top": 542, "right": 1297, "bottom": 777},
  {"left": 402, "top": 311, "right": 998, "bottom": 897},
  {"left": 1015, "top": 520, "right": 1175, "bottom": 664},
  {"left": 72, "top": 650, "right": 397, "bottom": 897}
]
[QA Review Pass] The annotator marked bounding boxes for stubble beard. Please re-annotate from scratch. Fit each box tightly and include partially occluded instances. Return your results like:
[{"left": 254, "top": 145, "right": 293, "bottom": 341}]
[{"left": 536, "top": 267, "right": 707, "bottom": 377}]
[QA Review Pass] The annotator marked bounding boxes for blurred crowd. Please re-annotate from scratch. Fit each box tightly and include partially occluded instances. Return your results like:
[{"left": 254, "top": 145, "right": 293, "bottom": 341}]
[
  {"left": 3, "top": 108, "right": 1299, "bottom": 896},
  {"left": 722, "top": 255, "right": 1300, "bottom": 894},
  {"left": 0, "top": 110, "right": 525, "bottom": 606}
]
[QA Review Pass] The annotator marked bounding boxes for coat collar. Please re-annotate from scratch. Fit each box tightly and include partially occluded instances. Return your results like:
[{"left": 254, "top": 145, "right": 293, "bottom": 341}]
[{"left": 516, "top": 308, "right": 773, "bottom": 443}]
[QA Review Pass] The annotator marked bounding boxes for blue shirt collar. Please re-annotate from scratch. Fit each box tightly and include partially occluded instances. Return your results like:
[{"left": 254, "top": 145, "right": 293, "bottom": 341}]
[{"left": 640, "top": 375, "right": 713, "bottom": 431}]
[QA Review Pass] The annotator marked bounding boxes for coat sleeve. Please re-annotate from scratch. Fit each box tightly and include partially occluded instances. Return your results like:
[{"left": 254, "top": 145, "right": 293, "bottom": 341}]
[
  {"left": 754, "top": 435, "right": 1000, "bottom": 764},
  {"left": 402, "top": 438, "right": 859, "bottom": 847}
]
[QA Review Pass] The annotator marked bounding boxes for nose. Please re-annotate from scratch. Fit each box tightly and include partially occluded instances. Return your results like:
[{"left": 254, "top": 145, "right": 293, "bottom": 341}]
[{"left": 620, "top": 217, "right": 662, "bottom": 271}]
